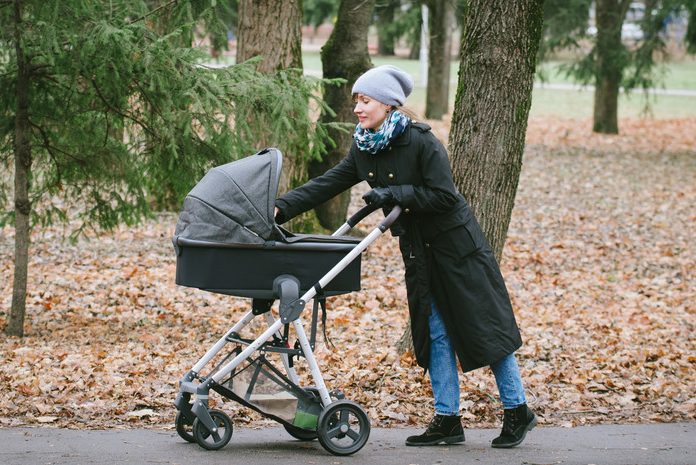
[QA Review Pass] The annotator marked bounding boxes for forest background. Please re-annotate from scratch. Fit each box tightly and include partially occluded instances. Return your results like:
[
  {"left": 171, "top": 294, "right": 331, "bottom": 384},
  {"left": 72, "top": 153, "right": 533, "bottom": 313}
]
[{"left": 0, "top": 0, "right": 694, "bottom": 431}]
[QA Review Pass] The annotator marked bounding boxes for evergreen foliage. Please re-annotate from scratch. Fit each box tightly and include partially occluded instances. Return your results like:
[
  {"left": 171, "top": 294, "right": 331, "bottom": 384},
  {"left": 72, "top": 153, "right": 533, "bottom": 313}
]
[
  {"left": 541, "top": 0, "right": 695, "bottom": 91},
  {"left": 303, "top": 0, "right": 339, "bottom": 29},
  {"left": 685, "top": 0, "right": 696, "bottom": 53},
  {"left": 540, "top": 0, "right": 695, "bottom": 132},
  {"left": 0, "top": 0, "right": 338, "bottom": 237}
]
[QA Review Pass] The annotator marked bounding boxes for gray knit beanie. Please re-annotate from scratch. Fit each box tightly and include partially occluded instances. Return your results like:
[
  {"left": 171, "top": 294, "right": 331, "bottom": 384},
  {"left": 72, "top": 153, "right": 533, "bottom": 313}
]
[{"left": 351, "top": 65, "right": 414, "bottom": 106}]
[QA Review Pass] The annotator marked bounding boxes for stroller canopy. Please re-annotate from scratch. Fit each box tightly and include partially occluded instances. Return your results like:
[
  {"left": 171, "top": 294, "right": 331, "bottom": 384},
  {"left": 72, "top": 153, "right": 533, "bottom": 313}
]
[{"left": 174, "top": 148, "right": 282, "bottom": 245}]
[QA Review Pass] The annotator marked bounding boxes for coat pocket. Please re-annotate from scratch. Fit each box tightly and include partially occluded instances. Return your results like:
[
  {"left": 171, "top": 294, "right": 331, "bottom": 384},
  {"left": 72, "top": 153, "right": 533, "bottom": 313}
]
[{"left": 432, "top": 222, "right": 482, "bottom": 262}]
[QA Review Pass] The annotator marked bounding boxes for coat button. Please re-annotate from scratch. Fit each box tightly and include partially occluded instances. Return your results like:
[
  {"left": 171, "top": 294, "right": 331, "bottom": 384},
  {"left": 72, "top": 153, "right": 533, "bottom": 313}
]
[
  {"left": 368, "top": 172, "right": 374, "bottom": 178},
  {"left": 404, "top": 208, "right": 410, "bottom": 214},
  {"left": 425, "top": 243, "right": 430, "bottom": 248},
  {"left": 388, "top": 173, "right": 394, "bottom": 179}
]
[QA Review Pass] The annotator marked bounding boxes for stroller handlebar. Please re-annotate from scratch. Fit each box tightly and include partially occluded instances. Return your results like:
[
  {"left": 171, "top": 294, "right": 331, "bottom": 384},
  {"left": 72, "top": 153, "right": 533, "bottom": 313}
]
[
  {"left": 345, "top": 203, "right": 381, "bottom": 228},
  {"left": 378, "top": 205, "right": 402, "bottom": 231},
  {"left": 333, "top": 203, "right": 403, "bottom": 237}
]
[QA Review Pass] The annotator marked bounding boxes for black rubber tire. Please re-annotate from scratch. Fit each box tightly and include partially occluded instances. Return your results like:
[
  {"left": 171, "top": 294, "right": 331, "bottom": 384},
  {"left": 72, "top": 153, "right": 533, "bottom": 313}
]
[
  {"left": 192, "top": 409, "right": 233, "bottom": 451},
  {"left": 317, "top": 400, "right": 370, "bottom": 456},
  {"left": 175, "top": 411, "right": 196, "bottom": 443}
]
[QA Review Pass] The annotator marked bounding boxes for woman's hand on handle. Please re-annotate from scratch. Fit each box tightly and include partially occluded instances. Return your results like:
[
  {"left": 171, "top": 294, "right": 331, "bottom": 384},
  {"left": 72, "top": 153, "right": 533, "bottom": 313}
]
[{"left": 362, "top": 187, "right": 395, "bottom": 207}]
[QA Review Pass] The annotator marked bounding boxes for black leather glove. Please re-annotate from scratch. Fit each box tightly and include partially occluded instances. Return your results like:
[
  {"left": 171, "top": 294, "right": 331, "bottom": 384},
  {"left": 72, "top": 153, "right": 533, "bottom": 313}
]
[{"left": 362, "top": 187, "right": 394, "bottom": 207}]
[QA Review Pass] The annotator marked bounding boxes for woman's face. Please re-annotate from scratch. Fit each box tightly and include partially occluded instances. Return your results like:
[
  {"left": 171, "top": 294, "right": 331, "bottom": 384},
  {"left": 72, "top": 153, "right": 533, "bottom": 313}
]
[{"left": 353, "top": 94, "right": 391, "bottom": 130}]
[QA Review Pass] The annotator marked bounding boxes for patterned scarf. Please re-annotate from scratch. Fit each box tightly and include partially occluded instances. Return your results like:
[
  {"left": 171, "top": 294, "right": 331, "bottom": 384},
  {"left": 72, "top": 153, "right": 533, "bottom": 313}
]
[{"left": 354, "top": 110, "right": 410, "bottom": 154}]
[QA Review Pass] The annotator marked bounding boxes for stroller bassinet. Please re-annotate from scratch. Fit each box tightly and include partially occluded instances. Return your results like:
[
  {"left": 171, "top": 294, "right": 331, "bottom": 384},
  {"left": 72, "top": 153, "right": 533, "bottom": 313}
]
[
  {"left": 172, "top": 148, "right": 402, "bottom": 456},
  {"left": 173, "top": 148, "right": 361, "bottom": 297}
]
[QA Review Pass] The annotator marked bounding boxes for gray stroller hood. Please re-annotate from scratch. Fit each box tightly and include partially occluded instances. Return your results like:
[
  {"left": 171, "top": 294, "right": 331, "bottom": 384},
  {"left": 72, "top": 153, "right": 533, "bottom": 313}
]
[{"left": 174, "top": 148, "right": 282, "bottom": 245}]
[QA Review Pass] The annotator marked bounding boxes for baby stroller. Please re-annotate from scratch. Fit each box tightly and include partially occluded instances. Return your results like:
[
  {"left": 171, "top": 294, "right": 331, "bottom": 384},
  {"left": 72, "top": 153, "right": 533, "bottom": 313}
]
[{"left": 172, "top": 148, "right": 401, "bottom": 456}]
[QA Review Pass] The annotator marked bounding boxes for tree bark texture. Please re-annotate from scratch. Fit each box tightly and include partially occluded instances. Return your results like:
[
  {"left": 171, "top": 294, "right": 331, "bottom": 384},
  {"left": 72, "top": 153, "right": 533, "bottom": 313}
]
[
  {"left": 593, "top": 0, "right": 630, "bottom": 134},
  {"left": 409, "top": 18, "right": 421, "bottom": 60},
  {"left": 309, "top": 0, "right": 376, "bottom": 230},
  {"left": 376, "top": 0, "right": 397, "bottom": 56},
  {"left": 7, "top": 0, "right": 32, "bottom": 337},
  {"left": 236, "top": 0, "right": 303, "bottom": 73},
  {"left": 448, "top": 0, "right": 544, "bottom": 262},
  {"left": 236, "top": 0, "right": 303, "bottom": 195},
  {"left": 425, "top": 0, "right": 455, "bottom": 119}
]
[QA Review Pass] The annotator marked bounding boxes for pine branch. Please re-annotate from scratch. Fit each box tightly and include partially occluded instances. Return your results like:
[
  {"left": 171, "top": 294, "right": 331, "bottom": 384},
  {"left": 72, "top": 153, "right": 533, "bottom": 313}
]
[
  {"left": 29, "top": 119, "right": 82, "bottom": 168},
  {"left": 127, "top": 0, "right": 179, "bottom": 25},
  {"left": 131, "top": 79, "right": 164, "bottom": 119},
  {"left": 90, "top": 78, "right": 155, "bottom": 137}
]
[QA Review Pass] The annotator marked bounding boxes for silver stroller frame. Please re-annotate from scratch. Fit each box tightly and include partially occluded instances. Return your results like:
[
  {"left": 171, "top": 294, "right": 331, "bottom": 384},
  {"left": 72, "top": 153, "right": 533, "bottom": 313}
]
[{"left": 174, "top": 204, "right": 402, "bottom": 456}]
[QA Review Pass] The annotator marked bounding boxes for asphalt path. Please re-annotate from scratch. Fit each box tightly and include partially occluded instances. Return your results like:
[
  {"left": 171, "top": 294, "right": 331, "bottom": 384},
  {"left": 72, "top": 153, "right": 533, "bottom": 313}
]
[{"left": 1, "top": 423, "right": 693, "bottom": 465}]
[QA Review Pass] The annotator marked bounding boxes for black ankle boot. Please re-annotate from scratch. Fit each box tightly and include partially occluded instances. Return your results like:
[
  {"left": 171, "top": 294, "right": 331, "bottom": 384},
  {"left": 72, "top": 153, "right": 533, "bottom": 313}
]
[
  {"left": 491, "top": 404, "right": 537, "bottom": 448},
  {"left": 405, "top": 414, "right": 465, "bottom": 446}
]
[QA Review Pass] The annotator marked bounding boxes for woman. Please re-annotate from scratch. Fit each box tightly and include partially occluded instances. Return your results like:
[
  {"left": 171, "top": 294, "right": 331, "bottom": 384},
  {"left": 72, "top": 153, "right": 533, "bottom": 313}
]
[{"left": 274, "top": 65, "right": 536, "bottom": 448}]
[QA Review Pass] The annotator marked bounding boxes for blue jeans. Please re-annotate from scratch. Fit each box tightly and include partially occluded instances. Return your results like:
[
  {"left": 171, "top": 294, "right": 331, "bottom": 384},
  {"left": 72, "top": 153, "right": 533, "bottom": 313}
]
[{"left": 428, "top": 304, "right": 527, "bottom": 414}]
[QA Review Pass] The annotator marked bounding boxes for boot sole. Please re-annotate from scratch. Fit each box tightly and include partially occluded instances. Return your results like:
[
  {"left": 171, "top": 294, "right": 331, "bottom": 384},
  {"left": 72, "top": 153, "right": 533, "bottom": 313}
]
[
  {"left": 405, "top": 434, "right": 465, "bottom": 447},
  {"left": 491, "top": 415, "right": 538, "bottom": 449}
]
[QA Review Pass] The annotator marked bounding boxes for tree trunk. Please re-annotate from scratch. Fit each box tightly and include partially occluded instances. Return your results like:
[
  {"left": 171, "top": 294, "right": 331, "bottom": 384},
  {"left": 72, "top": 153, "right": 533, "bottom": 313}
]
[
  {"left": 236, "top": 0, "right": 303, "bottom": 73},
  {"left": 310, "top": 0, "right": 376, "bottom": 230},
  {"left": 593, "top": 0, "right": 630, "bottom": 134},
  {"left": 448, "top": 0, "right": 544, "bottom": 261},
  {"left": 408, "top": 15, "right": 422, "bottom": 60},
  {"left": 7, "top": 0, "right": 32, "bottom": 338},
  {"left": 377, "top": 0, "right": 397, "bottom": 56},
  {"left": 236, "top": 0, "right": 303, "bottom": 195},
  {"left": 425, "top": 0, "right": 454, "bottom": 119}
]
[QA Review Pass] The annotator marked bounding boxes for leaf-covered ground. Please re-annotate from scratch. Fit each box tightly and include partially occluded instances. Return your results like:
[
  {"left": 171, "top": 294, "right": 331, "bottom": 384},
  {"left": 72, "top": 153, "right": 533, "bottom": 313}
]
[{"left": 1, "top": 117, "right": 694, "bottom": 430}]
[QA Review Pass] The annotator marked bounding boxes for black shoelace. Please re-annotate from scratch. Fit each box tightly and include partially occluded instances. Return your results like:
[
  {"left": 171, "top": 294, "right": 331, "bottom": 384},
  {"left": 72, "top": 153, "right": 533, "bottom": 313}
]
[{"left": 502, "top": 410, "right": 521, "bottom": 434}]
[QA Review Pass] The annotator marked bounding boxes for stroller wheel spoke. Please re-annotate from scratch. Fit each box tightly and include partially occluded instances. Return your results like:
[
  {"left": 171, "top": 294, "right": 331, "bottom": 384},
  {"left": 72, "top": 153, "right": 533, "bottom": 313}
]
[
  {"left": 346, "top": 428, "right": 360, "bottom": 441},
  {"left": 326, "top": 425, "right": 343, "bottom": 439}
]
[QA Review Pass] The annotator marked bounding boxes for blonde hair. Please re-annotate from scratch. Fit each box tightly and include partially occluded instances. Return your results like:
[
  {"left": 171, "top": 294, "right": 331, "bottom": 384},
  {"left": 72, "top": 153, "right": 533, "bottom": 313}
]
[{"left": 395, "top": 105, "right": 421, "bottom": 122}]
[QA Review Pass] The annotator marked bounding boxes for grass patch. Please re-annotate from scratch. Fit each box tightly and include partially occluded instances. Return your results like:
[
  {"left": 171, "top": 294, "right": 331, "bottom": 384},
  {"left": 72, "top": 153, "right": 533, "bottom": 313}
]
[{"left": 302, "top": 52, "right": 696, "bottom": 120}]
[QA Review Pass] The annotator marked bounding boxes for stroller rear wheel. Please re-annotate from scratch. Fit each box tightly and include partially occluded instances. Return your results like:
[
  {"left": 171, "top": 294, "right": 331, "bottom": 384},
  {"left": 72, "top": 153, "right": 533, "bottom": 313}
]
[
  {"left": 175, "top": 411, "right": 196, "bottom": 443},
  {"left": 317, "top": 400, "right": 370, "bottom": 456},
  {"left": 192, "top": 409, "right": 233, "bottom": 450}
]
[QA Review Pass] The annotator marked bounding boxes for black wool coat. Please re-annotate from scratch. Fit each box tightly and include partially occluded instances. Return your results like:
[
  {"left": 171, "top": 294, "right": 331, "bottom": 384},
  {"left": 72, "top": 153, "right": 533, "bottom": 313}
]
[{"left": 275, "top": 122, "right": 522, "bottom": 372}]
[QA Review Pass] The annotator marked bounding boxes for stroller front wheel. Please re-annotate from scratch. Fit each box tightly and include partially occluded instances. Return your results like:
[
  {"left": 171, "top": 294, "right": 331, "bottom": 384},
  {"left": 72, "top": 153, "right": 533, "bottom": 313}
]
[
  {"left": 317, "top": 400, "right": 370, "bottom": 456},
  {"left": 192, "top": 409, "right": 233, "bottom": 450},
  {"left": 175, "top": 411, "right": 196, "bottom": 443}
]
